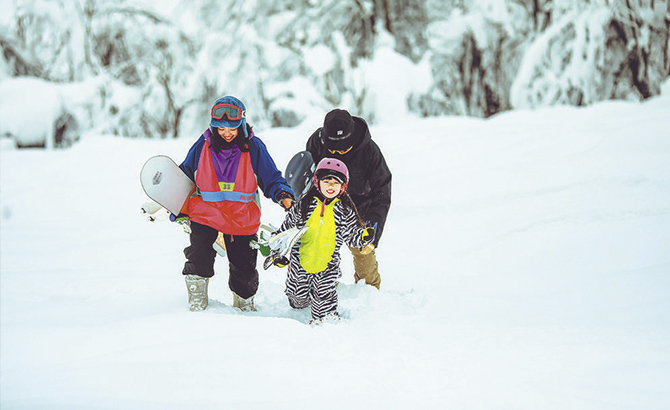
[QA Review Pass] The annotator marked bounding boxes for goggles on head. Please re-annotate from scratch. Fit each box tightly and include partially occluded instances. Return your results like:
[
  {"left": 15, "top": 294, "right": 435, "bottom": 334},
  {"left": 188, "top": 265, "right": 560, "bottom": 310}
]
[{"left": 212, "top": 103, "right": 245, "bottom": 121}]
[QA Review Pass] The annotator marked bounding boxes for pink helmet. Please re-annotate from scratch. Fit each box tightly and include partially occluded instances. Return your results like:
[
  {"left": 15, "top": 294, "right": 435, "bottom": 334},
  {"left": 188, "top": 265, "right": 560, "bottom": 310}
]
[{"left": 314, "top": 157, "right": 349, "bottom": 194}]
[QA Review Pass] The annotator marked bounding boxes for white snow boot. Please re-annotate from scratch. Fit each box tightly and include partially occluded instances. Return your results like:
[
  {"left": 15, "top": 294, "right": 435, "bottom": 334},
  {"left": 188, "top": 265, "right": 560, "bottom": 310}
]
[
  {"left": 185, "top": 275, "right": 209, "bottom": 311},
  {"left": 232, "top": 292, "right": 256, "bottom": 312}
]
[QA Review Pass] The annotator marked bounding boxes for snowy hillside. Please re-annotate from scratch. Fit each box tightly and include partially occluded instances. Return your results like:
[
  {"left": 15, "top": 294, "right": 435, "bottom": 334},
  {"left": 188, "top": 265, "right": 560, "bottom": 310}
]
[{"left": 1, "top": 88, "right": 670, "bottom": 408}]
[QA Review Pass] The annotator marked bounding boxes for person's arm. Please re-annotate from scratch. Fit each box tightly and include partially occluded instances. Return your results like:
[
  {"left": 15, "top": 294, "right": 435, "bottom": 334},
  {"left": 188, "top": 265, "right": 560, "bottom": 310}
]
[
  {"left": 249, "top": 137, "right": 294, "bottom": 203},
  {"left": 279, "top": 201, "right": 301, "bottom": 232},
  {"left": 339, "top": 205, "right": 372, "bottom": 249},
  {"left": 361, "top": 142, "right": 392, "bottom": 247},
  {"left": 179, "top": 133, "right": 207, "bottom": 181}
]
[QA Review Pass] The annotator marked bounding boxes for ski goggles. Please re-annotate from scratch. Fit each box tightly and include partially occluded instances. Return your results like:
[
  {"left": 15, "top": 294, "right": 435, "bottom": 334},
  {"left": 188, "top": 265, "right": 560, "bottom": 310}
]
[
  {"left": 328, "top": 146, "right": 353, "bottom": 155},
  {"left": 211, "top": 103, "right": 245, "bottom": 121}
]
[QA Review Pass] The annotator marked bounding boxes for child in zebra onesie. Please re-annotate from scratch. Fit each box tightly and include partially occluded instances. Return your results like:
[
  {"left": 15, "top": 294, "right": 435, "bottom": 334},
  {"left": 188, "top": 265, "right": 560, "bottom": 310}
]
[{"left": 277, "top": 158, "right": 375, "bottom": 323}]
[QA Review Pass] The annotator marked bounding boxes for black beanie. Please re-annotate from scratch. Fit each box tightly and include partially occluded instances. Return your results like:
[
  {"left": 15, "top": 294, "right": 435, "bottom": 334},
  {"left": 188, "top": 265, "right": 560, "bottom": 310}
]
[{"left": 323, "top": 109, "right": 354, "bottom": 142}]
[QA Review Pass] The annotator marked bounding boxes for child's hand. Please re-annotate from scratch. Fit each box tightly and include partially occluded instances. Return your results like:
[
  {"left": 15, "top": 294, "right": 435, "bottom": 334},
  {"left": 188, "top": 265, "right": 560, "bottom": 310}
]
[
  {"left": 360, "top": 222, "right": 376, "bottom": 254},
  {"left": 273, "top": 255, "right": 289, "bottom": 268},
  {"left": 361, "top": 222, "right": 376, "bottom": 245},
  {"left": 361, "top": 226, "right": 375, "bottom": 243}
]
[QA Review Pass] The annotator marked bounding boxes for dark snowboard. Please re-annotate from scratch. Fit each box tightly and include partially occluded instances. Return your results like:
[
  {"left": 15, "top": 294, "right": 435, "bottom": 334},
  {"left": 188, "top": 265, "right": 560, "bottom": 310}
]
[{"left": 285, "top": 151, "right": 315, "bottom": 200}]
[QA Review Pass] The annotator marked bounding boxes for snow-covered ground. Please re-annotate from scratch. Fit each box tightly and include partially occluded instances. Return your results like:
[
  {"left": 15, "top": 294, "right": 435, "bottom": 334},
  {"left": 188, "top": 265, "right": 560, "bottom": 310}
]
[{"left": 2, "top": 88, "right": 669, "bottom": 408}]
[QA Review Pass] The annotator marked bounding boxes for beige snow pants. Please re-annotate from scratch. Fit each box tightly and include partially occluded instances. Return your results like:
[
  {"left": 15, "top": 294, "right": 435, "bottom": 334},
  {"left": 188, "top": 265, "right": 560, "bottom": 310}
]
[{"left": 349, "top": 246, "right": 381, "bottom": 289}]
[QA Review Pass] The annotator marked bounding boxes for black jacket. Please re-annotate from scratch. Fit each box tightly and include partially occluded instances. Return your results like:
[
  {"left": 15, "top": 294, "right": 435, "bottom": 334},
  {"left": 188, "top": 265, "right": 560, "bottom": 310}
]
[{"left": 306, "top": 117, "right": 392, "bottom": 247}]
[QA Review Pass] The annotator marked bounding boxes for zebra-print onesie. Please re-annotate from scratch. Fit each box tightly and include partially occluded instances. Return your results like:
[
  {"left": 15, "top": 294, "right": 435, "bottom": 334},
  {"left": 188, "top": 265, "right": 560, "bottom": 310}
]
[{"left": 279, "top": 196, "right": 367, "bottom": 321}]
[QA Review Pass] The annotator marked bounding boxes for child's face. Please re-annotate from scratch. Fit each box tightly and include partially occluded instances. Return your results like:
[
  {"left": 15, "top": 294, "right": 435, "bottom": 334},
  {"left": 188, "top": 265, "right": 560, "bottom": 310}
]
[
  {"left": 217, "top": 126, "right": 238, "bottom": 142},
  {"left": 319, "top": 177, "right": 342, "bottom": 199}
]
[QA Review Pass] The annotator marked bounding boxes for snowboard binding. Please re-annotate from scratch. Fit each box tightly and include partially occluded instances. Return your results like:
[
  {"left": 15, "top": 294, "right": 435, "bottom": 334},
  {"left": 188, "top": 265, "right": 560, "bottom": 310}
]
[{"left": 251, "top": 224, "right": 309, "bottom": 270}]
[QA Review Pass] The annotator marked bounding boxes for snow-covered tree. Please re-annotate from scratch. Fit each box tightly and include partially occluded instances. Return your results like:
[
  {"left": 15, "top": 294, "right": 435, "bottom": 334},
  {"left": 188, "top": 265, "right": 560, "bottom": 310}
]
[
  {"left": 1, "top": 0, "right": 668, "bottom": 145},
  {"left": 1, "top": 0, "right": 88, "bottom": 81},
  {"left": 510, "top": 0, "right": 669, "bottom": 109}
]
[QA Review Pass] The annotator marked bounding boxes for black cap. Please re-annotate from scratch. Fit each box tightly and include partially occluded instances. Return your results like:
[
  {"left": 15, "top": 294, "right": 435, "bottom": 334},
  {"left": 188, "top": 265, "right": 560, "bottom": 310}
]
[{"left": 323, "top": 109, "right": 354, "bottom": 141}]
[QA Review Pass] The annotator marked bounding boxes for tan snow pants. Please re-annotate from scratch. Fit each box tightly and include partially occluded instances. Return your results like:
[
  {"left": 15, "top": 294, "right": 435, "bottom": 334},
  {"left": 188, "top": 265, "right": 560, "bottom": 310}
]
[{"left": 349, "top": 246, "right": 381, "bottom": 289}]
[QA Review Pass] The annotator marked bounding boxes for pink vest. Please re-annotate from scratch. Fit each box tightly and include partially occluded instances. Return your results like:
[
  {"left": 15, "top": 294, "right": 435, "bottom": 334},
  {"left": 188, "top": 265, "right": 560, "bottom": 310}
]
[{"left": 184, "top": 139, "right": 260, "bottom": 235}]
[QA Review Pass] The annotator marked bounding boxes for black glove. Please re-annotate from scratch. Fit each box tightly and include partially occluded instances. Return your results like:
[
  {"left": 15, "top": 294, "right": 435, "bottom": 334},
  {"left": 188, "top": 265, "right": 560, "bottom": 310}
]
[
  {"left": 361, "top": 223, "right": 376, "bottom": 245},
  {"left": 273, "top": 255, "right": 289, "bottom": 268},
  {"left": 277, "top": 191, "right": 294, "bottom": 211}
]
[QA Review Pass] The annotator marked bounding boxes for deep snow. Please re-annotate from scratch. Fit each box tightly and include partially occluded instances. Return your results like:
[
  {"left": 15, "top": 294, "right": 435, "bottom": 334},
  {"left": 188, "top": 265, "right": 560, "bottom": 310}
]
[{"left": 1, "top": 88, "right": 670, "bottom": 409}]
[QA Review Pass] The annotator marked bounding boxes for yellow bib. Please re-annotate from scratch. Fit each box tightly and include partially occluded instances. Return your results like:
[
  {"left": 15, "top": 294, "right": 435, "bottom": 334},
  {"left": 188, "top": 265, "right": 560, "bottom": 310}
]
[{"left": 299, "top": 197, "right": 338, "bottom": 273}]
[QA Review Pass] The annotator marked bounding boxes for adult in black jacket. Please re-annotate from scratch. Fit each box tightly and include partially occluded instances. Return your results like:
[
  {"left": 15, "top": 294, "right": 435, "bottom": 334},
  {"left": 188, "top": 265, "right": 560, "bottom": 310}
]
[{"left": 306, "top": 109, "right": 391, "bottom": 289}]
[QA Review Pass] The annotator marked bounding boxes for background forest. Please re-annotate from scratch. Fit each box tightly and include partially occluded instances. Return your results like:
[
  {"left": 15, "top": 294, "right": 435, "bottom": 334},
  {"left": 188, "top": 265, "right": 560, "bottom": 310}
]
[{"left": 1, "top": 0, "right": 669, "bottom": 145}]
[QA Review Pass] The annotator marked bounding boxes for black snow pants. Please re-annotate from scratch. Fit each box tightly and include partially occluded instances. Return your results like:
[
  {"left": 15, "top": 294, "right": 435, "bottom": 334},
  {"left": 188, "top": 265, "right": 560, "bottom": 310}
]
[{"left": 182, "top": 221, "right": 259, "bottom": 299}]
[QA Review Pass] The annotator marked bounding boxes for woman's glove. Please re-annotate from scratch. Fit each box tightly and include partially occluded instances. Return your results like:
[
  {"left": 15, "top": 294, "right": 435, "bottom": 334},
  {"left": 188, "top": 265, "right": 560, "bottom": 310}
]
[
  {"left": 277, "top": 191, "right": 294, "bottom": 211},
  {"left": 170, "top": 213, "right": 192, "bottom": 234}
]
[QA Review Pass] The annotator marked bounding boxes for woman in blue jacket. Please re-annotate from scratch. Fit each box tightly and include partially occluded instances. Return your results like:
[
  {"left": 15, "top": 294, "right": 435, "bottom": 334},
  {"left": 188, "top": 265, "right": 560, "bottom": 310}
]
[{"left": 178, "top": 96, "right": 293, "bottom": 312}]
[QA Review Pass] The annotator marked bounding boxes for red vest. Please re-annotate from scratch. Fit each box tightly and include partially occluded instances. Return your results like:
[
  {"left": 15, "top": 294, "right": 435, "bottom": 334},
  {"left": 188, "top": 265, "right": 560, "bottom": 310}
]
[{"left": 184, "top": 140, "right": 260, "bottom": 235}]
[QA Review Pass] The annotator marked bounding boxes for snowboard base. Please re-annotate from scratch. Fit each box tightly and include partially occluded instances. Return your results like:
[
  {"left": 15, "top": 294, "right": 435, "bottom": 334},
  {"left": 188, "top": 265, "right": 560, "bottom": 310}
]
[
  {"left": 140, "top": 155, "right": 195, "bottom": 216},
  {"left": 285, "top": 151, "right": 315, "bottom": 200}
]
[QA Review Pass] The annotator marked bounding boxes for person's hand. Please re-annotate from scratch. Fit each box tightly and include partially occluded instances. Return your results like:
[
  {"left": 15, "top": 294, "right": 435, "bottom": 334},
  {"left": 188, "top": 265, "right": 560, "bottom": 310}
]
[
  {"left": 277, "top": 191, "right": 294, "bottom": 211},
  {"left": 273, "top": 255, "right": 289, "bottom": 268},
  {"left": 360, "top": 222, "right": 376, "bottom": 254},
  {"left": 170, "top": 213, "right": 192, "bottom": 234},
  {"left": 361, "top": 226, "right": 375, "bottom": 243}
]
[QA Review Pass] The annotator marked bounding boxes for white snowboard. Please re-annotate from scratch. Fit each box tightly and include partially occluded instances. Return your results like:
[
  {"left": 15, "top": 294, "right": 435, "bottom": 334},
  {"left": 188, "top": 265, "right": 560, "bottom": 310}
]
[{"left": 140, "top": 155, "right": 195, "bottom": 216}]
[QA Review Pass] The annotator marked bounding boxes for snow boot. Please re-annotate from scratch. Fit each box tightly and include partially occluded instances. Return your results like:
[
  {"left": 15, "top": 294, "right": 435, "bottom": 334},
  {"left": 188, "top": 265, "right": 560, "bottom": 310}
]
[
  {"left": 232, "top": 292, "right": 256, "bottom": 312},
  {"left": 185, "top": 274, "right": 209, "bottom": 311}
]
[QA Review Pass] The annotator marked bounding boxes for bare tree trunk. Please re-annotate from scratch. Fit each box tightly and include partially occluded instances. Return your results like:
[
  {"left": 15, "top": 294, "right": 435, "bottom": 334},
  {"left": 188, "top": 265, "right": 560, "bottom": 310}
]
[{"left": 379, "top": 0, "right": 393, "bottom": 33}]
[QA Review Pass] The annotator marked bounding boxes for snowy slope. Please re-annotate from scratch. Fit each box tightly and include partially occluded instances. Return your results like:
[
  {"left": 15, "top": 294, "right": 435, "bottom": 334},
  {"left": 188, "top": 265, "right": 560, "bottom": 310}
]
[{"left": 1, "top": 90, "right": 669, "bottom": 409}]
